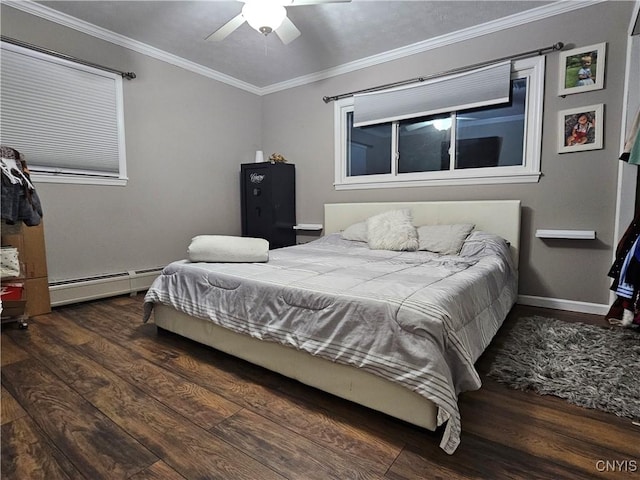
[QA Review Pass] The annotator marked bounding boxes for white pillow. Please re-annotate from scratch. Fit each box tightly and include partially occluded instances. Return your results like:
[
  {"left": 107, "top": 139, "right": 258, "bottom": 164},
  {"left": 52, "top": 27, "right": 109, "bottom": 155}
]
[
  {"left": 188, "top": 235, "right": 269, "bottom": 263},
  {"left": 341, "top": 221, "right": 368, "bottom": 242},
  {"left": 417, "top": 224, "right": 475, "bottom": 255},
  {"left": 366, "top": 209, "right": 419, "bottom": 251}
]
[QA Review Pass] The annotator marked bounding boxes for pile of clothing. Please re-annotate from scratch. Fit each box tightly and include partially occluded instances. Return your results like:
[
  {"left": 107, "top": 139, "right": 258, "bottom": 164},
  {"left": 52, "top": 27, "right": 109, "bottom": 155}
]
[
  {"left": 607, "top": 212, "right": 640, "bottom": 328},
  {"left": 0, "top": 145, "right": 43, "bottom": 227}
]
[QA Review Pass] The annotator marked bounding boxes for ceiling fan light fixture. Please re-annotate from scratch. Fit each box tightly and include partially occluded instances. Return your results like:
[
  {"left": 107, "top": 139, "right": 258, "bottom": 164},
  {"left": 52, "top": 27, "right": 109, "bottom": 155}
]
[{"left": 242, "top": 2, "right": 287, "bottom": 36}]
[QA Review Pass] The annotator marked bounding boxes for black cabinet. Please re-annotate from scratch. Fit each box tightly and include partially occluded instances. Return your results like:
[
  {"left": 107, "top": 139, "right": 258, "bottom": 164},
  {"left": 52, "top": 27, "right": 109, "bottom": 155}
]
[{"left": 241, "top": 162, "right": 296, "bottom": 248}]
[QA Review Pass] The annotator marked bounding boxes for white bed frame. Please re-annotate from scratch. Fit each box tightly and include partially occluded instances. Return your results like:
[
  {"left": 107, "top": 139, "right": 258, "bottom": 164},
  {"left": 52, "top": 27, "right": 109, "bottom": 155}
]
[{"left": 153, "top": 200, "right": 521, "bottom": 432}]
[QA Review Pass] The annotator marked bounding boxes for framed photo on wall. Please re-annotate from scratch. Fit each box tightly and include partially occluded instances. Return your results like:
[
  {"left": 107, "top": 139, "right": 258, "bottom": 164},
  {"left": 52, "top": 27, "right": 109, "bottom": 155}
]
[
  {"left": 558, "top": 43, "right": 606, "bottom": 95},
  {"left": 558, "top": 104, "right": 603, "bottom": 153}
]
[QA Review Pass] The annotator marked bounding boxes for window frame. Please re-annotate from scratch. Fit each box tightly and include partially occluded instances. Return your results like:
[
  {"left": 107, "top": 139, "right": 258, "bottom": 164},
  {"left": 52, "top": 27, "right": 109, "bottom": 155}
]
[
  {"left": 333, "top": 56, "right": 544, "bottom": 190},
  {"left": 0, "top": 41, "right": 128, "bottom": 186}
]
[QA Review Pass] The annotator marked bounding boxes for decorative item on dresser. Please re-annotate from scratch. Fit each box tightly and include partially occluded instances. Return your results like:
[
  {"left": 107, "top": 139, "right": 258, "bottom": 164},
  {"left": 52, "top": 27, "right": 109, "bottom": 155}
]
[{"left": 240, "top": 162, "right": 296, "bottom": 249}]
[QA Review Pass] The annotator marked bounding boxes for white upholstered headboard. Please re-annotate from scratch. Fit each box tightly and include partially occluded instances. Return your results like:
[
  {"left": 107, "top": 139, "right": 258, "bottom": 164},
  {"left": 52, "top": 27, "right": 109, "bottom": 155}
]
[{"left": 324, "top": 200, "right": 521, "bottom": 266}]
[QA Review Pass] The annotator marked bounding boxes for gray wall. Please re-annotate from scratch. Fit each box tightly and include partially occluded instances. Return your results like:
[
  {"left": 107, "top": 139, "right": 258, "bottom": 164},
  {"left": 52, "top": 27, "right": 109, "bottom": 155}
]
[
  {"left": 262, "top": 1, "right": 635, "bottom": 307},
  {"left": 1, "top": 6, "right": 262, "bottom": 282}
]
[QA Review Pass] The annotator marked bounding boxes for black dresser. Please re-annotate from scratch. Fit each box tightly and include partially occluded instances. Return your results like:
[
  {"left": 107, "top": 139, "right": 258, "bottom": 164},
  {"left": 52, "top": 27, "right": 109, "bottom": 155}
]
[{"left": 240, "top": 162, "right": 296, "bottom": 248}]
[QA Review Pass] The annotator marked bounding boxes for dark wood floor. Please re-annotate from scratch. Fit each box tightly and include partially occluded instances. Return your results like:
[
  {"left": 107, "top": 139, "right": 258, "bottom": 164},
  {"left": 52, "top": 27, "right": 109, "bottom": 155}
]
[{"left": 1, "top": 296, "right": 638, "bottom": 480}]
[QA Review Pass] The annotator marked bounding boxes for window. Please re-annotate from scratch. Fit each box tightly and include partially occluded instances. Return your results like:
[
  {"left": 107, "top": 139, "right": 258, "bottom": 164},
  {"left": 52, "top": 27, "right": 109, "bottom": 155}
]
[
  {"left": 0, "top": 41, "right": 127, "bottom": 185},
  {"left": 334, "top": 57, "right": 544, "bottom": 189}
]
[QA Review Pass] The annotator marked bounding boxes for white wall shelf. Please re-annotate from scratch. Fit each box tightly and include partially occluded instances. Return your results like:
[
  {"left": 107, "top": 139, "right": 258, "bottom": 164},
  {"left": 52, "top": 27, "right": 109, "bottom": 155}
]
[
  {"left": 535, "top": 229, "right": 596, "bottom": 240},
  {"left": 293, "top": 224, "right": 323, "bottom": 231}
]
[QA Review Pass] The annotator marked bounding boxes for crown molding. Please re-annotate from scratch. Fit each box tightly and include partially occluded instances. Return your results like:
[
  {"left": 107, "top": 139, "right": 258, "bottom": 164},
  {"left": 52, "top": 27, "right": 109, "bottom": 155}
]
[{"left": 4, "top": 0, "right": 606, "bottom": 96}]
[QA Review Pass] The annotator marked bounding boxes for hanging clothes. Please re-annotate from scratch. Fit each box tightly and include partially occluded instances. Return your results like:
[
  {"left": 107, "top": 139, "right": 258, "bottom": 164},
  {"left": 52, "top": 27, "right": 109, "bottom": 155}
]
[
  {"left": 615, "top": 236, "right": 640, "bottom": 299},
  {"left": 607, "top": 211, "right": 640, "bottom": 292},
  {"left": 0, "top": 145, "right": 43, "bottom": 226},
  {"left": 607, "top": 212, "right": 640, "bottom": 327}
]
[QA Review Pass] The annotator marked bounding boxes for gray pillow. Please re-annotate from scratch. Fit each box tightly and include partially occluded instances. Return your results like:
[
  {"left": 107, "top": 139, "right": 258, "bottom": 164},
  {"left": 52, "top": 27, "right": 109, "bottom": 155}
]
[
  {"left": 341, "top": 221, "right": 368, "bottom": 242},
  {"left": 417, "top": 224, "right": 475, "bottom": 255}
]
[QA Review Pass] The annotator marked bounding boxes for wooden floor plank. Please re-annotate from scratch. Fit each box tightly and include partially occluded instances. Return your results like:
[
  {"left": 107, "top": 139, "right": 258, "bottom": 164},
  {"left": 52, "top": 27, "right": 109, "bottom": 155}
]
[
  {"left": 1, "top": 416, "right": 84, "bottom": 480},
  {"left": 1, "top": 385, "right": 26, "bottom": 425},
  {"left": 60, "top": 300, "right": 156, "bottom": 348},
  {"left": 464, "top": 379, "right": 639, "bottom": 458},
  {"left": 212, "top": 408, "right": 385, "bottom": 479},
  {"left": 458, "top": 392, "right": 635, "bottom": 480},
  {"left": 1, "top": 333, "right": 29, "bottom": 367},
  {"left": 246, "top": 385, "right": 404, "bottom": 472},
  {"left": 5, "top": 326, "right": 114, "bottom": 396},
  {"left": 30, "top": 311, "right": 99, "bottom": 346},
  {"left": 477, "top": 374, "right": 634, "bottom": 424},
  {"left": 75, "top": 337, "right": 242, "bottom": 429},
  {"left": 89, "top": 382, "right": 283, "bottom": 480},
  {"left": 83, "top": 377, "right": 287, "bottom": 480},
  {"left": 128, "top": 460, "right": 188, "bottom": 480},
  {"left": 1, "top": 358, "right": 158, "bottom": 480},
  {"left": 385, "top": 432, "right": 598, "bottom": 480}
]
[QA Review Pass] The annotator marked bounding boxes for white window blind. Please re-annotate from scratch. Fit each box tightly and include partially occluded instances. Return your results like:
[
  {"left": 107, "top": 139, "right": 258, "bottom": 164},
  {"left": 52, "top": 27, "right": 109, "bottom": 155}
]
[
  {"left": 353, "top": 61, "right": 512, "bottom": 127},
  {"left": 0, "top": 41, "right": 126, "bottom": 183}
]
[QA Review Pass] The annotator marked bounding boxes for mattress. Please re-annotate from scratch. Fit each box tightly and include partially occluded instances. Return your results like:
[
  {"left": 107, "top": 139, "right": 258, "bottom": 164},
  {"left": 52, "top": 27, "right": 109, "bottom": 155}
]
[{"left": 144, "top": 231, "right": 517, "bottom": 453}]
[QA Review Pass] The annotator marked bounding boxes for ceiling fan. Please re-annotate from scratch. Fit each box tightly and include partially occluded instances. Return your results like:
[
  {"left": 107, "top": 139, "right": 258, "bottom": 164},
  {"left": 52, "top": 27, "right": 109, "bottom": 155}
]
[{"left": 206, "top": 0, "right": 351, "bottom": 45}]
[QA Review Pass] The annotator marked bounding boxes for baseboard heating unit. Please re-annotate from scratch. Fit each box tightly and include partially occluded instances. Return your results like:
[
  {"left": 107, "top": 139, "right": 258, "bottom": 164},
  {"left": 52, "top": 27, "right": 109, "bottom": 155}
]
[{"left": 49, "top": 267, "right": 164, "bottom": 307}]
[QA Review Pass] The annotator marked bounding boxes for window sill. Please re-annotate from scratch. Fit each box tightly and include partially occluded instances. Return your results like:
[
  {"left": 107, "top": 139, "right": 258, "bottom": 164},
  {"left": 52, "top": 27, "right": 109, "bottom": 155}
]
[
  {"left": 32, "top": 173, "right": 128, "bottom": 186},
  {"left": 334, "top": 171, "right": 541, "bottom": 190}
]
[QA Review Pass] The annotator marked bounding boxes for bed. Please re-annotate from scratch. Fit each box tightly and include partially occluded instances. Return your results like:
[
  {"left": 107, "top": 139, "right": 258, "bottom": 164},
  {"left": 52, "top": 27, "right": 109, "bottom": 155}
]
[{"left": 143, "top": 200, "right": 520, "bottom": 454}]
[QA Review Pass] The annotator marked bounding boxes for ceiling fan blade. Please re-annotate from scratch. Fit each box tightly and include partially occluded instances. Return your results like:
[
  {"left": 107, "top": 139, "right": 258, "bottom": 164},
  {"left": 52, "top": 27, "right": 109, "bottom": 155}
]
[
  {"left": 275, "top": 17, "right": 301, "bottom": 45},
  {"left": 205, "top": 13, "right": 245, "bottom": 42}
]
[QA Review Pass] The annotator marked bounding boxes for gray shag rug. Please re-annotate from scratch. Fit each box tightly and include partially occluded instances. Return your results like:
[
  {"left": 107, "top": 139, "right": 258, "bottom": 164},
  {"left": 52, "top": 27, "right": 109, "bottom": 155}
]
[{"left": 486, "top": 316, "right": 640, "bottom": 420}]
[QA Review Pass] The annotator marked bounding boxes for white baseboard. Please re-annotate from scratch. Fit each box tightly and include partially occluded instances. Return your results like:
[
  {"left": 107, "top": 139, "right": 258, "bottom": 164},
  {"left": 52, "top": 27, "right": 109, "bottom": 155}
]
[
  {"left": 49, "top": 268, "right": 162, "bottom": 307},
  {"left": 517, "top": 294, "right": 609, "bottom": 315}
]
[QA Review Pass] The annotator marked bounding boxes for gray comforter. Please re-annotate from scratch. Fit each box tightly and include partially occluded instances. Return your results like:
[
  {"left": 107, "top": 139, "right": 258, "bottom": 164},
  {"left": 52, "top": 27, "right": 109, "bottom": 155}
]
[{"left": 143, "top": 232, "right": 517, "bottom": 453}]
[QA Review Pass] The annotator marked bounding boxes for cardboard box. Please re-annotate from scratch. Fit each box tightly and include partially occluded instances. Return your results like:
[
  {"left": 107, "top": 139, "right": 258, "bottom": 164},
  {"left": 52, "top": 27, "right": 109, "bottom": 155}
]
[
  {"left": 2, "top": 220, "right": 51, "bottom": 318},
  {"left": 1, "top": 299, "right": 26, "bottom": 318},
  {"left": 22, "top": 223, "right": 49, "bottom": 278},
  {"left": 1, "top": 222, "right": 48, "bottom": 279},
  {"left": 25, "top": 277, "right": 51, "bottom": 317}
]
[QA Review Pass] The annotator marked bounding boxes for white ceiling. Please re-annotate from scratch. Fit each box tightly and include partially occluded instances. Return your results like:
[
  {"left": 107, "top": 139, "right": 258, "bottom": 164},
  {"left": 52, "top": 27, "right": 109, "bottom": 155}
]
[{"left": 22, "top": 1, "right": 572, "bottom": 91}]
